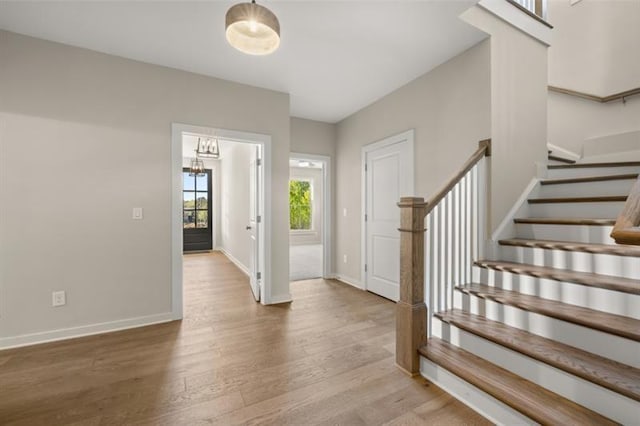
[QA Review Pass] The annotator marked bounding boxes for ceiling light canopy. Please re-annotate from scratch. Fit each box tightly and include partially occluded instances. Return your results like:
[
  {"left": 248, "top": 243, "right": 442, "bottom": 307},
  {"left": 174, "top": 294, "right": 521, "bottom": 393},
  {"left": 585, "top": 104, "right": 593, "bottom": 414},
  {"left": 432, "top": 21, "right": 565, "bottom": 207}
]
[{"left": 225, "top": 0, "right": 280, "bottom": 55}]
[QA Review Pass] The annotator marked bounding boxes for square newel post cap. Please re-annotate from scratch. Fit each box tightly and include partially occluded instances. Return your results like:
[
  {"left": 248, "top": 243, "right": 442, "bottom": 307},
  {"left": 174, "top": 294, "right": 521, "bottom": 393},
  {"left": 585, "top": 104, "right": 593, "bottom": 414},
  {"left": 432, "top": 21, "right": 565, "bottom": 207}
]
[{"left": 398, "top": 197, "right": 427, "bottom": 207}]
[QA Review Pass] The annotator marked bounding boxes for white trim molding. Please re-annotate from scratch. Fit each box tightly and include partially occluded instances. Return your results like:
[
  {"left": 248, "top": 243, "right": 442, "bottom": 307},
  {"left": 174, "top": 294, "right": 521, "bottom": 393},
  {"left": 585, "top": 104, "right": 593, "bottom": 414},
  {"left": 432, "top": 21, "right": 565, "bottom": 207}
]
[
  {"left": 473, "top": 0, "right": 552, "bottom": 46},
  {"left": 289, "top": 152, "right": 333, "bottom": 279},
  {"left": 361, "top": 129, "right": 415, "bottom": 296},
  {"left": 172, "top": 123, "right": 273, "bottom": 312},
  {"left": 0, "top": 312, "right": 174, "bottom": 350}
]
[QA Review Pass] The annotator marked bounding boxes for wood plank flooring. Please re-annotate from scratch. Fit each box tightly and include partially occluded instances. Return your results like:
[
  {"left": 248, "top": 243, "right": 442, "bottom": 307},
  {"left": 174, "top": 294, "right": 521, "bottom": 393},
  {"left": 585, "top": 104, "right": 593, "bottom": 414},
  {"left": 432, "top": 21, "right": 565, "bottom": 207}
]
[{"left": 0, "top": 252, "right": 489, "bottom": 425}]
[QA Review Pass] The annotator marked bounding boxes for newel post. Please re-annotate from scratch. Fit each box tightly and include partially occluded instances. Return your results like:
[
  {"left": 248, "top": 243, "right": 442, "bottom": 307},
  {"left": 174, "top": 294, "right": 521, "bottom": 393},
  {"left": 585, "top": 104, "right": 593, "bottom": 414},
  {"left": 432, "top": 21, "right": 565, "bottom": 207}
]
[{"left": 396, "top": 196, "right": 428, "bottom": 376}]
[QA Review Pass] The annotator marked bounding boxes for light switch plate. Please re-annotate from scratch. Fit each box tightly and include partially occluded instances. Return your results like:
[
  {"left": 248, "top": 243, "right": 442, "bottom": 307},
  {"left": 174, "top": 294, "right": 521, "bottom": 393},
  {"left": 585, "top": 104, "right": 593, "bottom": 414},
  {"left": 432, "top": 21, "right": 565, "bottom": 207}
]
[{"left": 133, "top": 207, "right": 143, "bottom": 220}]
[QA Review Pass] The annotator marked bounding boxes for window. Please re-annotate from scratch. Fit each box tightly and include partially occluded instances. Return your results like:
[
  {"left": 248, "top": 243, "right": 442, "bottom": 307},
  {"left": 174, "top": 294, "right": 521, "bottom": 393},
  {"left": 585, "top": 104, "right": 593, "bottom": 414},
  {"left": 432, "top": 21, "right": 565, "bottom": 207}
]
[
  {"left": 183, "top": 172, "right": 209, "bottom": 229},
  {"left": 289, "top": 180, "right": 312, "bottom": 230}
]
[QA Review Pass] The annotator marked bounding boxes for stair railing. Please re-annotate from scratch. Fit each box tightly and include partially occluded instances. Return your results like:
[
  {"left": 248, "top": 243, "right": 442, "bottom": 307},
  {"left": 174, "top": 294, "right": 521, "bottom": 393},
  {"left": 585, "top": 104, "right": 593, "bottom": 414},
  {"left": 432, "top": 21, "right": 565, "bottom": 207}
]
[
  {"left": 548, "top": 86, "right": 640, "bottom": 104},
  {"left": 611, "top": 176, "right": 640, "bottom": 245},
  {"left": 396, "top": 139, "right": 491, "bottom": 375}
]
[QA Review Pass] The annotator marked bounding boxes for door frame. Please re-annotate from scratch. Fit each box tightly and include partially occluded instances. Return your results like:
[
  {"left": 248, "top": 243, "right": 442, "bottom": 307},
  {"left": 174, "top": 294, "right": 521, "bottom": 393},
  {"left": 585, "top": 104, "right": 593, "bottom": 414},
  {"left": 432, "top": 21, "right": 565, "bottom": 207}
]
[
  {"left": 171, "top": 123, "right": 272, "bottom": 319},
  {"left": 289, "top": 153, "right": 332, "bottom": 279},
  {"left": 361, "top": 129, "right": 414, "bottom": 294}
]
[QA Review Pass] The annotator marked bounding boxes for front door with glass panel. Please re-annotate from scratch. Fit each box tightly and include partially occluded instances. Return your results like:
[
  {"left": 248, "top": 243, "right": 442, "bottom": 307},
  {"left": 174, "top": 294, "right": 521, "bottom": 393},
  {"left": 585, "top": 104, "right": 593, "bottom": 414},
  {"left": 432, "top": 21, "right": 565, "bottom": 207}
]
[{"left": 183, "top": 168, "right": 213, "bottom": 252}]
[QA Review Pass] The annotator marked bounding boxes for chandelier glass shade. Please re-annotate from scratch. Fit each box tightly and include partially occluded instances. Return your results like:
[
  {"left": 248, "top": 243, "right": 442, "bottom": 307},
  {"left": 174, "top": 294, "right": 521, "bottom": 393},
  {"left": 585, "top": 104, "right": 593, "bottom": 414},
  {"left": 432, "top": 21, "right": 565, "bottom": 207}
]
[
  {"left": 225, "top": 1, "right": 280, "bottom": 55},
  {"left": 196, "top": 137, "right": 220, "bottom": 159}
]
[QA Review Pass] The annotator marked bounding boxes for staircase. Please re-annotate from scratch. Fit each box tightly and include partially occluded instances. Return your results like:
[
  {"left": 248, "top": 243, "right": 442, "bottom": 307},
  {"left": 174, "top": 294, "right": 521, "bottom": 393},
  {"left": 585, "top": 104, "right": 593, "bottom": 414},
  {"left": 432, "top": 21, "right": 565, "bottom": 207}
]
[{"left": 418, "top": 160, "right": 640, "bottom": 424}]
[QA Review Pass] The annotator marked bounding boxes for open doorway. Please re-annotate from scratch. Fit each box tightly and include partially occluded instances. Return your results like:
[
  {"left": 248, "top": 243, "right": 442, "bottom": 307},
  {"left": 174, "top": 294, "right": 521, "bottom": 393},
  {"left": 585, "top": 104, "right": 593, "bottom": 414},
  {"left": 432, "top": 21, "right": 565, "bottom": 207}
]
[
  {"left": 289, "top": 153, "right": 331, "bottom": 281},
  {"left": 171, "top": 124, "right": 271, "bottom": 318}
]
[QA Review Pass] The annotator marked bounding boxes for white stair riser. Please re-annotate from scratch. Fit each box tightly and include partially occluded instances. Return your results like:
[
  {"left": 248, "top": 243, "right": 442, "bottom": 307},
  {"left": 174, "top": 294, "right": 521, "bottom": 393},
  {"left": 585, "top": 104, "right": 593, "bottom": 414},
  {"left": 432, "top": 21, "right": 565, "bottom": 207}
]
[
  {"left": 453, "top": 291, "right": 640, "bottom": 368},
  {"left": 473, "top": 266, "right": 640, "bottom": 319},
  {"left": 498, "top": 245, "right": 640, "bottom": 280},
  {"left": 528, "top": 201, "right": 626, "bottom": 219},
  {"left": 435, "top": 319, "right": 639, "bottom": 426},
  {"left": 547, "top": 166, "right": 640, "bottom": 179},
  {"left": 419, "top": 357, "right": 536, "bottom": 426},
  {"left": 539, "top": 178, "right": 636, "bottom": 198},
  {"left": 514, "top": 223, "right": 615, "bottom": 244}
]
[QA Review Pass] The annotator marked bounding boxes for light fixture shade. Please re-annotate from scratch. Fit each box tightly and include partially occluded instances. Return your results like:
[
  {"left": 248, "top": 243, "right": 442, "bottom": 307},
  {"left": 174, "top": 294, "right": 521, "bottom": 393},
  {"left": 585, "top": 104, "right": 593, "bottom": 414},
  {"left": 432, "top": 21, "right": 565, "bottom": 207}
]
[
  {"left": 196, "top": 137, "right": 220, "bottom": 158},
  {"left": 189, "top": 157, "right": 205, "bottom": 176},
  {"left": 225, "top": 1, "right": 280, "bottom": 55}
]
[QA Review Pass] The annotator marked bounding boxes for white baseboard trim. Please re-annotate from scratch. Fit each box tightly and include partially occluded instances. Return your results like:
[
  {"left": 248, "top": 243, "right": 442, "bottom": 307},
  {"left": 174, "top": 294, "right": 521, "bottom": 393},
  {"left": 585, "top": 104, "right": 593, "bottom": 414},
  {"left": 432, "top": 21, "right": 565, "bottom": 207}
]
[
  {"left": 269, "top": 293, "right": 293, "bottom": 305},
  {"left": 491, "top": 177, "right": 540, "bottom": 242},
  {"left": 0, "top": 312, "right": 175, "bottom": 350},
  {"left": 219, "top": 248, "right": 250, "bottom": 276},
  {"left": 332, "top": 274, "right": 364, "bottom": 290},
  {"left": 420, "top": 357, "right": 535, "bottom": 426},
  {"left": 547, "top": 143, "right": 581, "bottom": 162}
]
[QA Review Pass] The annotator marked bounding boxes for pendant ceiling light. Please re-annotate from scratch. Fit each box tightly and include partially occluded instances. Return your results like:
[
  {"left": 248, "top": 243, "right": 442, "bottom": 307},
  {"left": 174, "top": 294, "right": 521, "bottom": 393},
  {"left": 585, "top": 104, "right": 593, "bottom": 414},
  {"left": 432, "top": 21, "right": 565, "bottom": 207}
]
[
  {"left": 225, "top": 0, "right": 280, "bottom": 55},
  {"left": 196, "top": 137, "right": 220, "bottom": 159},
  {"left": 189, "top": 157, "right": 205, "bottom": 177}
]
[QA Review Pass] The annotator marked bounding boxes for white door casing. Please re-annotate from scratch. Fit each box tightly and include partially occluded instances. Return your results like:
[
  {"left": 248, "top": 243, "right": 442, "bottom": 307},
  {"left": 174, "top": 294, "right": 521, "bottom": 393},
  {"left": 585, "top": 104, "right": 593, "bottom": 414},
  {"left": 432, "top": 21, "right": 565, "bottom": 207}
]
[
  {"left": 362, "top": 130, "right": 414, "bottom": 301},
  {"left": 248, "top": 146, "right": 261, "bottom": 301}
]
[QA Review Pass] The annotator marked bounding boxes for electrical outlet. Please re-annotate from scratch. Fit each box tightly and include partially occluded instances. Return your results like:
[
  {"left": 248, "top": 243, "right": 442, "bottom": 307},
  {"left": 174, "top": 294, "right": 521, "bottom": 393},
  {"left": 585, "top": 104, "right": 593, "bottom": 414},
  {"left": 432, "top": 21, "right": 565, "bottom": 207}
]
[
  {"left": 52, "top": 291, "right": 66, "bottom": 307},
  {"left": 343, "top": 254, "right": 348, "bottom": 263},
  {"left": 343, "top": 208, "right": 347, "bottom": 217}
]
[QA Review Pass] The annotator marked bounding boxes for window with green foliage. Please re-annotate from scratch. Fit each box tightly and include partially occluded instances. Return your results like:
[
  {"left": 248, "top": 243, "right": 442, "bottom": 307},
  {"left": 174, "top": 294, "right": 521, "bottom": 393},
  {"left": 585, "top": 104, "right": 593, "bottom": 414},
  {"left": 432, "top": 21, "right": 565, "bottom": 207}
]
[{"left": 289, "top": 180, "right": 312, "bottom": 230}]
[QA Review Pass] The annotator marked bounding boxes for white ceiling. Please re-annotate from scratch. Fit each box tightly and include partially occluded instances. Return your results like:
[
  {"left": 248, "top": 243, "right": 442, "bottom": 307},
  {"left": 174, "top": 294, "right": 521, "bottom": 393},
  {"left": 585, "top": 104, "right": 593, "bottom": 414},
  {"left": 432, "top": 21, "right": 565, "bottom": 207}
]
[{"left": 0, "top": 1, "right": 486, "bottom": 123}]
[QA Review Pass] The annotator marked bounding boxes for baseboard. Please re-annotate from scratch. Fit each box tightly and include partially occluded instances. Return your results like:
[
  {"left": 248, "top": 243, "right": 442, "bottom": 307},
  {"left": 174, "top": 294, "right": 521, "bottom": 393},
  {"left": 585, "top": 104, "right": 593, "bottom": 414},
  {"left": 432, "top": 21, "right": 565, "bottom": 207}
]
[
  {"left": 420, "top": 357, "right": 535, "bottom": 426},
  {"left": 219, "top": 248, "right": 250, "bottom": 276},
  {"left": 0, "top": 312, "right": 175, "bottom": 350},
  {"left": 491, "top": 177, "right": 540, "bottom": 243},
  {"left": 268, "top": 293, "right": 293, "bottom": 305},
  {"left": 331, "top": 274, "right": 364, "bottom": 290},
  {"left": 547, "top": 143, "right": 581, "bottom": 162}
]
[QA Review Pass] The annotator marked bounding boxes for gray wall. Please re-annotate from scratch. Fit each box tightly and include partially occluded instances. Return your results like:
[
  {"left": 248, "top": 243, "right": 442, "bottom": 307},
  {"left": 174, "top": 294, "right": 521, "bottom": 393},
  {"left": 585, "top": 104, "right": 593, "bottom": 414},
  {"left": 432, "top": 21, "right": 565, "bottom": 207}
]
[
  {"left": 462, "top": 5, "right": 548, "bottom": 232},
  {"left": 334, "top": 39, "right": 492, "bottom": 284},
  {"left": 547, "top": 0, "right": 640, "bottom": 155},
  {"left": 0, "top": 30, "right": 291, "bottom": 343}
]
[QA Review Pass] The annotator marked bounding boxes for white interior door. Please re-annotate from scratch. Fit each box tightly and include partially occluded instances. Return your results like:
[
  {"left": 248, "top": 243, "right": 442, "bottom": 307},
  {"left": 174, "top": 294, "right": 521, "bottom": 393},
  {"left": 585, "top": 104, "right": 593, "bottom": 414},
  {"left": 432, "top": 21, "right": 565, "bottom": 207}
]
[
  {"left": 364, "top": 131, "right": 414, "bottom": 301},
  {"left": 248, "top": 146, "right": 261, "bottom": 301}
]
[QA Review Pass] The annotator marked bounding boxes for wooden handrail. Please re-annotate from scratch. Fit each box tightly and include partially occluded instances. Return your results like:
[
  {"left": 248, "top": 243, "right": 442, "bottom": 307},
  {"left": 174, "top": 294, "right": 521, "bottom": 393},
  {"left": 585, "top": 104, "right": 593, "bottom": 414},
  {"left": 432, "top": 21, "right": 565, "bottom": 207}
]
[
  {"left": 395, "top": 138, "right": 491, "bottom": 376},
  {"left": 611, "top": 176, "right": 640, "bottom": 245},
  {"left": 549, "top": 86, "right": 640, "bottom": 103},
  {"left": 425, "top": 139, "right": 491, "bottom": 215}
]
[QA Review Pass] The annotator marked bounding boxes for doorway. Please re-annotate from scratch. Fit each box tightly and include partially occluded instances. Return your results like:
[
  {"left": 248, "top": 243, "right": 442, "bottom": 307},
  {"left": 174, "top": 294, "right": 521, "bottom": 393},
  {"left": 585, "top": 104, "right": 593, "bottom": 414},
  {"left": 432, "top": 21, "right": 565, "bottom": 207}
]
[
  {"left": 171, "top": 123, "right": 271, "bottom": 318},
  {"left": 182, "top": 167, "right": 213, "bottom": 252},
  {"left": 289, "top": 153, "right": 332, "bottom": 281},
  {"left": 361, "top": 130, "right": 414, "bottom": 301}
]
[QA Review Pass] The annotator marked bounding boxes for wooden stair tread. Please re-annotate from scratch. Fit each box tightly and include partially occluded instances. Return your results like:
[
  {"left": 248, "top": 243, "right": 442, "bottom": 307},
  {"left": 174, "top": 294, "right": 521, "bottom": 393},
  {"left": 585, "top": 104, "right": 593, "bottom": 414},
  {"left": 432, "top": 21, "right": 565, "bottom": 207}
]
[
  {"left": 457, "top": 283, "right": 640, "bottom": 341},
  {"left": 548, "top": 154, "right": 576, "bottom": 164},
  {"left": 475, "top": 260, "right": 640, "bottom": 295},
  {"left": 514, "top": 217, "right": 616, "bottom": 226},
  {"left": 419, "top": 338, "right": 617, "bottom": 426},
  {"left": 436, "top": 309, "right": 640, "bottom": 401},
  {"left": 499, "top": 238, "right": 640, "bottom": 257},
  {"left": 548, "top": 161, "right": 640, "bottom": 170},
  {"left": 528, "top": 195, "right": 627, "bottom": 204},
  {"left": 541, "top": 173, "right": 639, "bottom": 185}
]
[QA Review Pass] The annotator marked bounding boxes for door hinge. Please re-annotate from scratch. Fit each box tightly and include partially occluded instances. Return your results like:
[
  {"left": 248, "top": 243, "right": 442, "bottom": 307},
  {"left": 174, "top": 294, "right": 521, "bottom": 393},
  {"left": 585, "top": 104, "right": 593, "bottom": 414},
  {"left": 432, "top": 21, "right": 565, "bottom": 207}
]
[
  {"left": 257, "top": 215, "right": 262, "bottom": 223},
  {"left": 364, "top": 163, "right": 368, "bottom": 172},
  {"left": 257, "top": 272, "right": 262, "bottom": 280},
  {"left": 365, "top": 213, "right": 368, "bottom": 221},
  {"left": 256, "top": 158, "right": 262, "bottom": 166},
  {"left": 364, "top": 264, "right": 368, "bottom": 272}
]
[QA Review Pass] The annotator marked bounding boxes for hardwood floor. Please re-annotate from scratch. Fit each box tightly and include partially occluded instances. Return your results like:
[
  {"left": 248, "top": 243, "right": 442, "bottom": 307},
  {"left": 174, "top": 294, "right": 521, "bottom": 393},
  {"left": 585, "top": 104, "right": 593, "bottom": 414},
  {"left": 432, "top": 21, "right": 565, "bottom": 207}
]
[{"left": 0, "top": 252, "right": 490, "bottom": 425}]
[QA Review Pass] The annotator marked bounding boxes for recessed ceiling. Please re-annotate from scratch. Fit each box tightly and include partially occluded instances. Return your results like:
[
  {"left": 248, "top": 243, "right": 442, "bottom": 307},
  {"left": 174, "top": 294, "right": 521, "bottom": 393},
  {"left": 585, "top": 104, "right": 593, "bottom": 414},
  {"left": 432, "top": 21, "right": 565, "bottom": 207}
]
[{"left": 0, "top": 1, "right": 486, "bottom": 123}]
